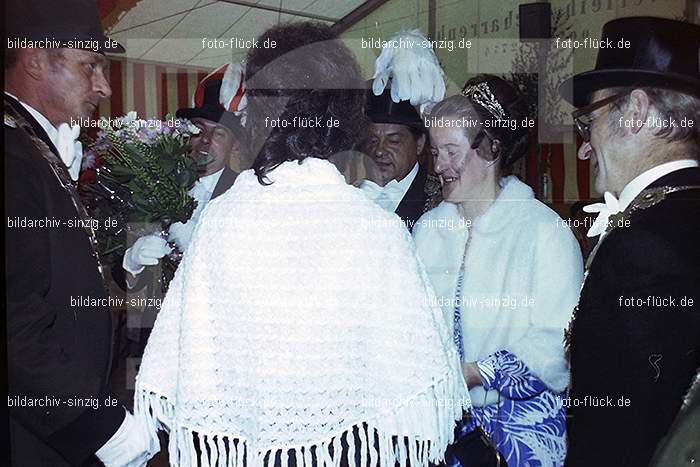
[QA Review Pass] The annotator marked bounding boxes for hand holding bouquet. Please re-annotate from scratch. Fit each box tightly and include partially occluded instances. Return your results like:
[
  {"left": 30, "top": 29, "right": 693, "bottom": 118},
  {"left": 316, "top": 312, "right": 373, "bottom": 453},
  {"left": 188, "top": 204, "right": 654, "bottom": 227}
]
[{"left": 80, "top": 112, "right": 209, "bottom": 290}]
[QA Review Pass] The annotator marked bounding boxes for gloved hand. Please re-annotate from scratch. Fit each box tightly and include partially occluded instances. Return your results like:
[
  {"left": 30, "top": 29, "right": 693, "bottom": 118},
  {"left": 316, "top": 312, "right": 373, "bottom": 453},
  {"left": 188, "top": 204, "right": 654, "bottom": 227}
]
[
  {"left": 122, "top": 234, "right": 171, "bottom": 276},
  {"left": 167, "top": 220, "right": 197, "bottom": 253},
  {"left": 96, "top": 410, "right": 160, "bottom": 467},
  {"left": 372, "top": 29, "right": 445, "bottom": 107}
]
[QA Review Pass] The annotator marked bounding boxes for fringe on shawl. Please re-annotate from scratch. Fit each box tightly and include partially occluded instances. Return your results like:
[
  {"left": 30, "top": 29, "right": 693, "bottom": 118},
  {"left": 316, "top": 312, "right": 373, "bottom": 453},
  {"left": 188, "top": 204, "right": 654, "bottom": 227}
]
[{"left": 134, "top": 371, "right": 468, "bottom": 467}]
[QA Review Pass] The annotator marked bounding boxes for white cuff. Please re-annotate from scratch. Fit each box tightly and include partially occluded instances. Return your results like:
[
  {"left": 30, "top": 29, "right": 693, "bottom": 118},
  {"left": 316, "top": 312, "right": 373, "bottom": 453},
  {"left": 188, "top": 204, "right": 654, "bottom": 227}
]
[
  {"left": 96, "top": 409, "right": 156, "bottom": 467},
  {"left": 122, "top": 252, "right": 145, "bottom": 276}
]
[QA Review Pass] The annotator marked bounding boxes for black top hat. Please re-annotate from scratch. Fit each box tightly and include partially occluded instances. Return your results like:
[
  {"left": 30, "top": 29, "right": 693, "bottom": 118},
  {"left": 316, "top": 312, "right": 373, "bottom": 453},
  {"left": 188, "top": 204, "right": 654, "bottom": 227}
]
[
  {"left": 6, "top": 0, "right": 125, "bottom": 53},
  {"left": 560, "top": 17, "right": 700, "bottom": 107},
  {"left": 176, "top": 80, "right": 243, "bottom": 137},
  {"left": 366, "top": 85, "right": 425, "bottom": 129}
]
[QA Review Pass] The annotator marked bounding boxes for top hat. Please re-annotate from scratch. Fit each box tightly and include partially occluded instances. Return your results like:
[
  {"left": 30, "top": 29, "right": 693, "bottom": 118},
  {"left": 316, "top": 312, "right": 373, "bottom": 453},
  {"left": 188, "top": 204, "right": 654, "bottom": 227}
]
[
  {"left": 366, "top": 85, "right": 424, "bottom": 129},
  {"left": 6, "top": 0, "right": 124, "bottom": 53},
  {"left": 176, "top": 63, "right": 245, "bottom": 137},
  {"left": 560, "top": 17, "right": 700, "bottom": 107}
]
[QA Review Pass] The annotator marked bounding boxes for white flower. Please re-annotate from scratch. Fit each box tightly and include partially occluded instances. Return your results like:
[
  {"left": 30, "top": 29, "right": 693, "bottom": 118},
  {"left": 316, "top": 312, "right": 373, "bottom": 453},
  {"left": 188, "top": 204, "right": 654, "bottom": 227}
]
[
  {"left": 123, "top": 111, "right": 138, "bottom": 124},
  {"left": 186, "top": 121, "right": 201, "bottom": 135},
  {"left": 114, "top": 111, "right": 138, "bottom": 129}
]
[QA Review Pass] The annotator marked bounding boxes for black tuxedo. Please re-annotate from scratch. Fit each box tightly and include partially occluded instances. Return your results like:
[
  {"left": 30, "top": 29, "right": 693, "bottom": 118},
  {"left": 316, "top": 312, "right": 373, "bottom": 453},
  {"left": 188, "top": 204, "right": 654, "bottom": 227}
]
[
  {"left": 210, "top": 165, "right": 238, "bottom": 200},
  {"left": 565, "top": 167, "right": 700, "bottom": 467},
  {"left": 395, "top": 164, "right": 430, "bottom": 231},
  {"left": 5, "top": 95, "right": 124, "bottom": 466}
]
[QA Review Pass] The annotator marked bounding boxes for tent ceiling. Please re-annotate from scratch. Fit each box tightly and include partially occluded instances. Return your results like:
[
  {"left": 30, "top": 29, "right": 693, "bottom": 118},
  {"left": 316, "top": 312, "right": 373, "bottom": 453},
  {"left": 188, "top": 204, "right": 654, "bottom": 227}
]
[{"left": 105, "top": 0, "right": 367, "bottom": 69}]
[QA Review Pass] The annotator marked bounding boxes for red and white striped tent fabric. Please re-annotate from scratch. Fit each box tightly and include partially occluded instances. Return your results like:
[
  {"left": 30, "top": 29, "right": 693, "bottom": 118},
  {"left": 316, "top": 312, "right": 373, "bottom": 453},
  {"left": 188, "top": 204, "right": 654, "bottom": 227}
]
[
  {"left": 97, "top": 58, "right": 209, "bottom": 121},
  {"left": 525, "top": 139, "right": 593, "bottom": 204}
]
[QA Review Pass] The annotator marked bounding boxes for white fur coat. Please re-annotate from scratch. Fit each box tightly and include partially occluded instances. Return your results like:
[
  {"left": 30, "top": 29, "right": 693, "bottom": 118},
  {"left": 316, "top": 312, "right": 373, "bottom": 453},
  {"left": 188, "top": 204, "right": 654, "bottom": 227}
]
[{"left": 413, "top": 176, "right": 583, "bottom": 392}]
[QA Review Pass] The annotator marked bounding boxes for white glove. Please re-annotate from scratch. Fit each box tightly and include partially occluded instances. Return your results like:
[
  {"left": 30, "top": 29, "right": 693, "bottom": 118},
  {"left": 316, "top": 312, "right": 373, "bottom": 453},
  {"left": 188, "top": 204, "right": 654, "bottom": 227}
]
[
  {"left": 122, "top": 235, "right": 171, "bottom": 276},
  {"left": 167, "top": 220, "right": 197, "bottom": 253},
  {"left": 96, "top": 410, "right": 159, "bottom": 467},
  {"left": 372, "top": 29, "right": 445, "bottom": 107}
]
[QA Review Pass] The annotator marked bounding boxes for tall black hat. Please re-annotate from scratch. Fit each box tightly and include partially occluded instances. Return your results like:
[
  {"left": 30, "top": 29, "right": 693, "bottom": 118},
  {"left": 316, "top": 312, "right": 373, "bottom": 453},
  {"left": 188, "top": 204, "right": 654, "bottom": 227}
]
[
  {"left": 6, "top": 0, "right": 125, "bottom": 53},
  {"left": 560, "top": 17, "right": 700, "bottom": 107},
  {"left": 366, "top": 85, "right": 425, "bottom": 129},
  {"left": 176, "top": 65, "right": 244, "bottom": 137}
]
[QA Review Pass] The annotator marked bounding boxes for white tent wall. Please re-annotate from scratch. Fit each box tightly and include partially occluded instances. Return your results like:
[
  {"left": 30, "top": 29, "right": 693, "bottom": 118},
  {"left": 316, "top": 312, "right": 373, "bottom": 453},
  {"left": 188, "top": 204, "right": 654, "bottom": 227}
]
[{"left": 340, "top": 0, "right": 688, "bottom": 94}]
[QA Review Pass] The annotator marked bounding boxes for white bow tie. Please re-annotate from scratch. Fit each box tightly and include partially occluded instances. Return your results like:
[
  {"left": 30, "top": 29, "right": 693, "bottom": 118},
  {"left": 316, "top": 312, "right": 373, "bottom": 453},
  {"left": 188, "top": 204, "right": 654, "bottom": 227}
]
[
  {"left": 360, "top": 179, "right": 404, "bottom": 212},
  {"left": 361, "top": 179, "right": 404, "bottom": 197},
  {"left": 56, "top": 123, "right": 83, "bottom": 181},
  {"left": 583, "top": 191, "right": 621, "bottom": 238}
]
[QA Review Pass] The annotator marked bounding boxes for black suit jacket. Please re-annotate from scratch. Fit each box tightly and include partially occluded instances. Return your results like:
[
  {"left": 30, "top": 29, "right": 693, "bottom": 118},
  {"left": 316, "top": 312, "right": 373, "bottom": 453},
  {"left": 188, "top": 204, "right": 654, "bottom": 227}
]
[
  {"left": 395, "top": 164, "right": 429, "bottom": 232},
  {"left": 210, "top": 165, "right": 238, "bottom": 200},
  {"left": 5, "top": 96, "right": 124, "bottom": 466},
  {"left": 565, "top": 167, "right": 700, "bottom": 467}
]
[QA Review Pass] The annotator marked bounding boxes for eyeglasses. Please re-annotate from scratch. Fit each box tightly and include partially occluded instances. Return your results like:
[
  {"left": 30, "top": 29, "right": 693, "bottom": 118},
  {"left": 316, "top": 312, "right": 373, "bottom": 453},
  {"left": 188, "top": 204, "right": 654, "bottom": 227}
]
[{"left": 572, "top": 92, "right": 629, "bottom": 142}]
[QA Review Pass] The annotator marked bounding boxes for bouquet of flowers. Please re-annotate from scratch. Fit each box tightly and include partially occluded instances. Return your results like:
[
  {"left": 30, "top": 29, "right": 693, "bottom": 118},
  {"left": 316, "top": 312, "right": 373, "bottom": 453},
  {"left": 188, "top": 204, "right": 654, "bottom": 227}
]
[{"left": 80, "top": 111, "right": 208, "bottom": 291}]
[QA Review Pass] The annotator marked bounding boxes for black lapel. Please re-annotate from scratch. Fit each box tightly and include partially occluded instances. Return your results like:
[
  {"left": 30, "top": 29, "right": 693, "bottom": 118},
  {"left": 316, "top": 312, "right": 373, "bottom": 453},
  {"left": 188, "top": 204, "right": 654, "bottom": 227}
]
[
  {"left": 395, "top": 164, "right": 428, "bottom": 230},
  {"left": 4, "top": 93, "right": 61, "bottom": 157},
  {"left": 211, "top": 166, "right": 239, "bottom": 199}
]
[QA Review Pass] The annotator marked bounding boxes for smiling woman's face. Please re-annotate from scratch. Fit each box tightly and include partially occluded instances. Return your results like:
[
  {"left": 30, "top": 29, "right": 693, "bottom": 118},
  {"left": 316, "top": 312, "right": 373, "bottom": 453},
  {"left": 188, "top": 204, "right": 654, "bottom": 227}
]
[{"left": 429, "top": 119, "right": 491, "bottom": 203}]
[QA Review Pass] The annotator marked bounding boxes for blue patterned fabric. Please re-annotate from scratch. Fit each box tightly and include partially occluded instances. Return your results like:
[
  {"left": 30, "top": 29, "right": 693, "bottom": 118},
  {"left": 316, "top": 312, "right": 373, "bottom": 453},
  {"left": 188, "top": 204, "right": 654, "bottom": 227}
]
[{"left": 447, "top": 351, "right": 567, "bottom": 467}]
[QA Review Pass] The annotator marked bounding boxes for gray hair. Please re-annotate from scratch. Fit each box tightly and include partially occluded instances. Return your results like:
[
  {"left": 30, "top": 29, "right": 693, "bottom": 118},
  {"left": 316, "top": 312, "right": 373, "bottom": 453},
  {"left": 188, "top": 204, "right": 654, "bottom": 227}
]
[
  {"left": 5, "top": 48, "right": 65, "bottom": 71},
  {"left": 609, "top": 86, "right": 700, "bottom": 149}
]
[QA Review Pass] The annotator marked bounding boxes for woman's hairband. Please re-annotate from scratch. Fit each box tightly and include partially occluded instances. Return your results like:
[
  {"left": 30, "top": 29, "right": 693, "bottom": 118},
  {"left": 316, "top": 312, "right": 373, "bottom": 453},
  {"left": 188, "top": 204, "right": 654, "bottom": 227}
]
[{"left": 461, "top": 82, "right": 507, "bottom": 122}]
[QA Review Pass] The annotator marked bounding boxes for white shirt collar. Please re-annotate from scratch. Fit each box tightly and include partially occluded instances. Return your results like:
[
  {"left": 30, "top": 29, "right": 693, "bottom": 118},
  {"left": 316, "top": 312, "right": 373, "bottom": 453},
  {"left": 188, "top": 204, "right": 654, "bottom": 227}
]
[
  {"left": 200, "top": 168, "right": 224, "bottom": 192},
  {"left": 190, "top": 168, "right": 224, "bottom": 201},
  {"left": 5, "top": 91, "right": 59, "bottom": 145},
  {"left": 618, "top": 159, "right": 699, "bottom": 211},
  {"left": 392, "top": 161, "right": 419, "bottom": 194}
]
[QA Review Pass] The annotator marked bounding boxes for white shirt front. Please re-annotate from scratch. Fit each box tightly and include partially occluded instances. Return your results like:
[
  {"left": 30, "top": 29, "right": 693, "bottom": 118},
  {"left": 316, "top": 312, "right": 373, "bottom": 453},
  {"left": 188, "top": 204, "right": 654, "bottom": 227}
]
[
  {"left": 190, "top": 168, "right": 224, "bottom": 203},
  {"left": 359, "top": 162, "right": 419, "bottom": 212}
]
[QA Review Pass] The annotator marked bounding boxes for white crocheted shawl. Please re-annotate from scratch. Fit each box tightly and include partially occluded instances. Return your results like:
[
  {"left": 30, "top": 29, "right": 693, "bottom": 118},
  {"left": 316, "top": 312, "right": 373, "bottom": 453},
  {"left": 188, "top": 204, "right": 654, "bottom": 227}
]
[{"left": 134, "top": 158, "right": 469, "bottom": 467}]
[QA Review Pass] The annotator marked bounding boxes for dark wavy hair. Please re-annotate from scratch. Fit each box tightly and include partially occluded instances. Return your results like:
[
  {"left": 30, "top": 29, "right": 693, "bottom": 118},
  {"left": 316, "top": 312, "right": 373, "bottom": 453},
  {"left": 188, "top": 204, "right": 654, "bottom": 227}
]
[
  {"left": 245, "top": 22, "right": 367, "bottom": 184},
  {"left": 429, "top": 74, "right": 531, "bottom": 170}
]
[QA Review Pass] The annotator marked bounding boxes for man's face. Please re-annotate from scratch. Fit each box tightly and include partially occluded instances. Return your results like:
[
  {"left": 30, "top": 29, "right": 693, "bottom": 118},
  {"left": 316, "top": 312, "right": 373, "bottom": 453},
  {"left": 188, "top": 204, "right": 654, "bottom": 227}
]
[
  {"left": 41, "top": 49, "right": 111, "bottom": 125},
  {"left": 366, "top": 123, "right": 424, "bottom": 186},
  {"left": 576, "top": 89, "right": 626, "bottom": 195},
  {"left": 189, "top": 118, "right": 237, "bottom": 174}
]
